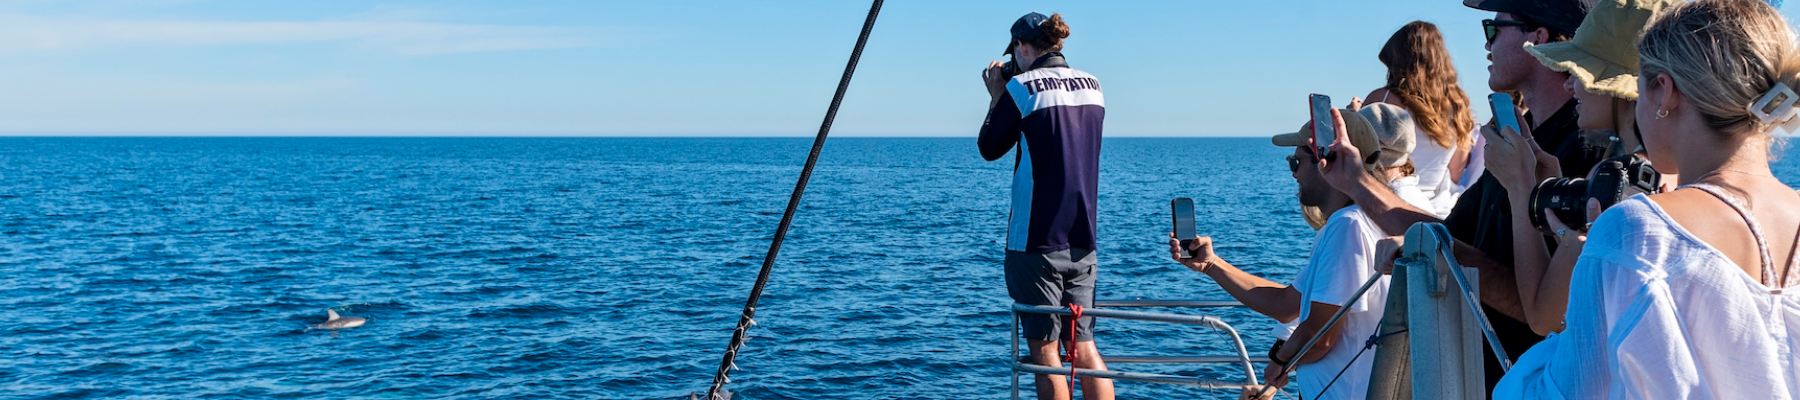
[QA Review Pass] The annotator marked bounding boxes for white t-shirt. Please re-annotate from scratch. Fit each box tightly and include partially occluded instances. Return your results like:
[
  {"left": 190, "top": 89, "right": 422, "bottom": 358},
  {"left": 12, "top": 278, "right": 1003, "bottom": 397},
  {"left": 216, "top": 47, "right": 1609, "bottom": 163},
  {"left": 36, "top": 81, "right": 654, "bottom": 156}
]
[
  {"left": 1291, "top": 205, "right": 1391, "bottom": 400},
  {"left": 1388, "top": 175, "right": 1446, "bottom": 219},
  {"left": 1410, "top": 131, "right": 1456, "bottom": 197},
  {"left": 1495, "top": 195, "right": 1800, "bottom": 399},
  {"left": 1459, "top": 129, "right": 1487, "bottom": 192},
  {"left": 1273, "top": 282, "right": 1299, "bottom": 341},
  {"left": 1408, "top": 126, "right": 1483, "bottom": 216}
]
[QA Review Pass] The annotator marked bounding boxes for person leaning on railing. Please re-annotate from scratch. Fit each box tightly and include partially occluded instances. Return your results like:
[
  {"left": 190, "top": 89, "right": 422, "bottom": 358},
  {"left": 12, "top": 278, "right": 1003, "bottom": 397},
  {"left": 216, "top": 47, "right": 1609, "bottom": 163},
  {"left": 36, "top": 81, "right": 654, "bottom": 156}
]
[
  {"left": 1481, "top": 0, "right": 1681, "bottom": 338},
  {"left": 1493, "top": 0, "right": 1800, "bottom": 397},
  {"left": 1169, "top": 104, "right": 1418, "bottom": 400}
]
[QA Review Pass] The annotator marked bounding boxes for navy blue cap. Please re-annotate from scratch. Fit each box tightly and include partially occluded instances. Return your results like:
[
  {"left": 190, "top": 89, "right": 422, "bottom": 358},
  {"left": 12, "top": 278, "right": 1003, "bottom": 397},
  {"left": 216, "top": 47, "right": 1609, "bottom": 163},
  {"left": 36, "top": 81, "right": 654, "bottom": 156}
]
[
  {"left": 1003, "top": 12, "right": 1051, "bottom": 55},
  {"left": 1464, "top": 0, "right": 1592, "bottom": 38}
]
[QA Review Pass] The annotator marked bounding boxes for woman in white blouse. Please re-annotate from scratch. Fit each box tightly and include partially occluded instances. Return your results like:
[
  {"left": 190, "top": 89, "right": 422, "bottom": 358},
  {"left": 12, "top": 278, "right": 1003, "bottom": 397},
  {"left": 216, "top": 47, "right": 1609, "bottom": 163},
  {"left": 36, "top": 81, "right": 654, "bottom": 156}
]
[
  {"left": 1363, "top": 21, "right": 1481, "bottom": 218},
  {"left": 1496, "top": 0, "right": 1800, "bottom": 398}
]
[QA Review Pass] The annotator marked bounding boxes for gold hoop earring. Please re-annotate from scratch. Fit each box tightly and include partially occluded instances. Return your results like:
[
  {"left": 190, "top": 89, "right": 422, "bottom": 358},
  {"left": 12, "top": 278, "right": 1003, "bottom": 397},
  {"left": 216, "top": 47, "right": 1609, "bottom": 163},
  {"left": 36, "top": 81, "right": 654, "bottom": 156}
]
[{"left": 1656, "top": 109, "right": 1669, "bottom": 119}]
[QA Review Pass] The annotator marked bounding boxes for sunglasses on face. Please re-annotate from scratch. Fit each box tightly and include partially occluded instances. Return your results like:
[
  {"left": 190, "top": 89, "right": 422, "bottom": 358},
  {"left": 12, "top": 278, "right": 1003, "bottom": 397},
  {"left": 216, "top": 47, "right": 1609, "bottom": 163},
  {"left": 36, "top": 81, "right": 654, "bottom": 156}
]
[
  {"left": 1482, "top": 19, "right": 1535, "bottom": 44},
  {"left": 1288, "top": 151, "right": 1382, "bottom": 172}
]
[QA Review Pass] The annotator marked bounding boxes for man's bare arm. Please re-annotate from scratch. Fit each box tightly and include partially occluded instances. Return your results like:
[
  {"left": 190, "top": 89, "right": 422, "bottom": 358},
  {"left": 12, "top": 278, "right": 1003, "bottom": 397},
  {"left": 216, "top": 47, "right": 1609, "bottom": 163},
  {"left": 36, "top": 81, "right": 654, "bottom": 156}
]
[
  {"left": 1451, "top": 240, "right": 1526, "bottom": 321},
  {"left": 1315, "top": 109, "right": 1443, "bottom": 236},
  {"left": 1342, "top": 168, "right": 1445, "bottom": 236}
]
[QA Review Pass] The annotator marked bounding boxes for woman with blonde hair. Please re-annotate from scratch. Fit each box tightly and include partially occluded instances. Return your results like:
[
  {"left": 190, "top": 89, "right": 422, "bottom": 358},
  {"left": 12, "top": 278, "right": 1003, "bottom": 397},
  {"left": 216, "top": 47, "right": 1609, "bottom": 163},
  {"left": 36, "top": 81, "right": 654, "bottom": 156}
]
[
  {"left": 1496, "top": 0, "right": 1800, "bottom": 397},
  {"left": 1364, "top": 21, "right": 1481, "bottom": 218}
]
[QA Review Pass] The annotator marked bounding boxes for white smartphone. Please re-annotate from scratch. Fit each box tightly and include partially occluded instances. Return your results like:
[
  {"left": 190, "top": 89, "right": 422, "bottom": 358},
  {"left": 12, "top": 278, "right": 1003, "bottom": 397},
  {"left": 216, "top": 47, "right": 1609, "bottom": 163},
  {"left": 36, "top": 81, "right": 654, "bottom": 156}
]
[
  {"left": 1171, "top": 198, "right": 1197, "bottom": 259},
  {"left": 1489, "top": 93, "right": 1519, "bottom": 145},
  {"left": 1309, "top": 94, "right": 1335, "bottom": 160}
]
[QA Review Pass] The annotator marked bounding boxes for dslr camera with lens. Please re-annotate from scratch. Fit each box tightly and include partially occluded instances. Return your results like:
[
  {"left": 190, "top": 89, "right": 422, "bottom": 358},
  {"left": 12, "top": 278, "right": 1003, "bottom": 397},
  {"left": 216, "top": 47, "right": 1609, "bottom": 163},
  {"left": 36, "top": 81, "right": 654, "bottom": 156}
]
[{"left": 1527, "top": 154, "right": 1662, "bottom": 236}]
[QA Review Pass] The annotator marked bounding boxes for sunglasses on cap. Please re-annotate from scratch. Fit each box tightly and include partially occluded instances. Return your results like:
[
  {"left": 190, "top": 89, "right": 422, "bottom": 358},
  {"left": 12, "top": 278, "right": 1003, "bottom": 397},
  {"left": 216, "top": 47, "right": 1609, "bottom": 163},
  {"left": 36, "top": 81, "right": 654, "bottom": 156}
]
[{"left": 1482, "top": 19, "right": 1536, "bottom": 44}]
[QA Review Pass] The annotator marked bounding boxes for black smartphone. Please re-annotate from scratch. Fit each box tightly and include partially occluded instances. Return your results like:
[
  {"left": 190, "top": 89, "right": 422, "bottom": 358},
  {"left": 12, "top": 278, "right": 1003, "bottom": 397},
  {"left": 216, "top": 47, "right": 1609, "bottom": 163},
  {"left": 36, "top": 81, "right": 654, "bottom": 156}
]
[
  {"left": 1171, "top": 198, "right": 1197, "bottom": 259},
  {"left": 1489, "top": 93, "right": 1519, "bottom": 145},
  {"left": 1309, "top": 94, "right": 1335, "bottom": 160}
]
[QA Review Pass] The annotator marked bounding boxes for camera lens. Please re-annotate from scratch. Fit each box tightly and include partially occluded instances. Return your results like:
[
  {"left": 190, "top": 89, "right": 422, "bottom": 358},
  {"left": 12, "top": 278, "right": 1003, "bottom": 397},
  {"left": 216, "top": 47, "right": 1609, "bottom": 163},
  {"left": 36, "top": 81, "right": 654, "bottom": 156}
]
[{"left": 1528, "top": 177, "right": 1591, "bottom": 236}]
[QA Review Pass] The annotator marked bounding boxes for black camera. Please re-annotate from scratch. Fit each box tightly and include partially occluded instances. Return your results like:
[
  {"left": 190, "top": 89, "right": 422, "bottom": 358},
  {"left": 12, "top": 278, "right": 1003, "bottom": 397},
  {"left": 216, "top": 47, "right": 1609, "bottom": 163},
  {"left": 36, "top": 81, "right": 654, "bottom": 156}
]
[
  {"left": 1527, "top": 154, "right": 1662, "bottom": 236},
  {"left": 999, "top": 59, "right": 1023, "bottom": 78}
]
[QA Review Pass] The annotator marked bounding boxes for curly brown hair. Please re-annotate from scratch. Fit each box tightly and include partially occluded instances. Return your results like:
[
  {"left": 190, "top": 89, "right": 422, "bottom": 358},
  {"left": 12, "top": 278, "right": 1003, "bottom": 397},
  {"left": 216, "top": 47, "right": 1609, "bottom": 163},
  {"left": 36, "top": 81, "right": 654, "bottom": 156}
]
[
  {"left": 1019, "top": 13, "right": 1071, "bottom": 52},
  {"left": 1379, "top": 21, "right": 1476, "bottom": 149}
]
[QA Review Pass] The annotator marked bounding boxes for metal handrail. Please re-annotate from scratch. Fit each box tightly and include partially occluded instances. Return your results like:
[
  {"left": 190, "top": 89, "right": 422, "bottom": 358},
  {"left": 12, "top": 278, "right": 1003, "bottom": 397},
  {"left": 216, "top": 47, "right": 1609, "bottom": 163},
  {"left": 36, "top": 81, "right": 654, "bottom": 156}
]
[
  {"left": 1094, "top": 299, "right": 1245, "bottom": 308},
  {"left": 1009, "top": 301, "right": 1261, "bottom": 399},
  {"left": 1405, "top": 223, "right": 1513, "bottom": 371}
]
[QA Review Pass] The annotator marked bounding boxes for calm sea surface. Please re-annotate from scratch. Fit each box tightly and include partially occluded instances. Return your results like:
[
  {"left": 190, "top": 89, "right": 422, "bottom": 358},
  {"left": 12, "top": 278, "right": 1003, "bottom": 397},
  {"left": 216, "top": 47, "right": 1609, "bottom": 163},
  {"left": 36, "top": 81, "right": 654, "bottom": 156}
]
[{"left": 4, "top": 137, "right": 1798, "bottom": 399}]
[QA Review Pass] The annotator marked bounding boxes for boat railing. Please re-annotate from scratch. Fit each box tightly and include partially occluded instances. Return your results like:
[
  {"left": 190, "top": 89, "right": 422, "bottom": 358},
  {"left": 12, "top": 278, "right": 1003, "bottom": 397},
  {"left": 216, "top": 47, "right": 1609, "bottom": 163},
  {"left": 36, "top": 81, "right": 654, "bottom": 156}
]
[
  {"left": 1008, "top": 299, "right": 1263, "bottom": 399},
  {"left": 1370, "top": 221, "right": 1513, "bottom": 399},
  {"left": 1002, "top": 222, "right": 1514, "bottom": 400}
]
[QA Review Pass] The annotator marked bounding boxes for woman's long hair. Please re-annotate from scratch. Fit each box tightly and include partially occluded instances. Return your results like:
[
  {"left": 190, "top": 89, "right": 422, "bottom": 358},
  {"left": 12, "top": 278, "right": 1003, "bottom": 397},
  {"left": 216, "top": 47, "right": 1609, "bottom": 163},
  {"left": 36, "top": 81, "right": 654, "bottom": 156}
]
[{"left": 1380, "top": 21, "right": 1476, "bottom": 149}]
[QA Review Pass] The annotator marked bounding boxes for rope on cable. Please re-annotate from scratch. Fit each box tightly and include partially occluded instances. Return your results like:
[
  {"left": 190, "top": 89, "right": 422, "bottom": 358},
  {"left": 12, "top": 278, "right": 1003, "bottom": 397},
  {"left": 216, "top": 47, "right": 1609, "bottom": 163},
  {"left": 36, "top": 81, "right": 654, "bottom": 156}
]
[
  {"left": 698, "top": 2, "right": 884, "bottom": 399},
  {"left": 1251, "top": 273, "right": 1384, "bottom": 400},
  {"left": 1313, "top": 328, "right": 1407, "bottom": 398}
]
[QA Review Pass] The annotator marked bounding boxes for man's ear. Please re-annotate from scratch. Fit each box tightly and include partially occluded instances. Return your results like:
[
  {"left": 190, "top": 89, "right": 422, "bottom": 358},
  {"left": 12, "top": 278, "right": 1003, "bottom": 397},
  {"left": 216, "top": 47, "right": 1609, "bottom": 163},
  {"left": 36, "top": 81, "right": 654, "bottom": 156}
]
[{"left": 1527, "top": 27, "right": 1551, "bottom": 46}]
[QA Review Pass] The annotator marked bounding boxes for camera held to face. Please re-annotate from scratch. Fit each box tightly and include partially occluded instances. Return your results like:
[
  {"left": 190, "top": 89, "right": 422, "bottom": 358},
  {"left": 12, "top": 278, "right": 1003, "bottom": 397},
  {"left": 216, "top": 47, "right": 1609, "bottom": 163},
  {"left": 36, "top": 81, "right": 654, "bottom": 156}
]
[
  {"left": 1528, "top": 154, "right": 1663, "bottom": 236},
  {"left": 999, "top": 59, "right": 1024, "bottom": 79}
]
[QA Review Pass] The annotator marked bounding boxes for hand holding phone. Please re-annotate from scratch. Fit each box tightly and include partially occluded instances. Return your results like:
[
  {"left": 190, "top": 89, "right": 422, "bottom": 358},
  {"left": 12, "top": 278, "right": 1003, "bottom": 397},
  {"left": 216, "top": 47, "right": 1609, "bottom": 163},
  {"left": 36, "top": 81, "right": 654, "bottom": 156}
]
[
  {"left": 1488, "top": 93, "right": 1520, "bottom": 145},
  {"left": 1309, "top": 94, "right": 1336, "bottom": 160},
  {"left": 1171, "top": 198, "right": 1197, "bottom": 259}
]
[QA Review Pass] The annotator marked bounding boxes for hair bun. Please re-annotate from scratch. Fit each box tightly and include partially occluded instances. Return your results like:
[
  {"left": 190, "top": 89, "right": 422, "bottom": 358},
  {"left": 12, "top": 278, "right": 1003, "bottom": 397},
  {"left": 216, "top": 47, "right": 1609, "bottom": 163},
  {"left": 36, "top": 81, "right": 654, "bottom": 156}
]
[{"left": 1044, "top": 13, "right": 1071, "bottom": 39}]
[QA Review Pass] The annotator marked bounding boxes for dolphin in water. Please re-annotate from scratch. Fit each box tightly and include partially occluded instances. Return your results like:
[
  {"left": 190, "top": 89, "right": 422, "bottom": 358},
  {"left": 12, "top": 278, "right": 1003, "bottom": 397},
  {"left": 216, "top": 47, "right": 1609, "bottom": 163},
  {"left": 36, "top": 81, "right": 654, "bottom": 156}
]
[{"left": 312, "top": 309, "right": 366, "bottom": 330}]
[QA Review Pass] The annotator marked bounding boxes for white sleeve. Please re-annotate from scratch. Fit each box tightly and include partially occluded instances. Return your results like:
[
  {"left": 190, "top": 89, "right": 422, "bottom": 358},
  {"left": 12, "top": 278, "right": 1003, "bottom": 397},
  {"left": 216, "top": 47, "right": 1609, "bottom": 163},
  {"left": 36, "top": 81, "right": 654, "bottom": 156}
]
[
  {"left": 1499, "top": 203, "right": 1665, "bottom": 399},
  {"left": 1304, "top": 215, "right": 1378, "bottom": 311}
]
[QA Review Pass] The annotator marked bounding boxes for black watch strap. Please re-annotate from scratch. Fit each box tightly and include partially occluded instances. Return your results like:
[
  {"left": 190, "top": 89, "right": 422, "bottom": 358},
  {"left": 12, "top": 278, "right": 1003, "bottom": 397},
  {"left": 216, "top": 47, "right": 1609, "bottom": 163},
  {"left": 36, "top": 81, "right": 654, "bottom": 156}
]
[{"left": 1268, "top": 339, "right": 1290, "bottom": 366}]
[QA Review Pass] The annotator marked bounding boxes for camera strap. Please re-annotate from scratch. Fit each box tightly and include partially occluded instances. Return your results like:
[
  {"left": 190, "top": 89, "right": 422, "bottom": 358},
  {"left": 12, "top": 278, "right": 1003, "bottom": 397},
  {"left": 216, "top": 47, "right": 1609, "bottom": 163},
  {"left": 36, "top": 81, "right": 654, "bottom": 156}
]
[{"left": 1027, "top": 52, "right": 1069, "bottom": 70}]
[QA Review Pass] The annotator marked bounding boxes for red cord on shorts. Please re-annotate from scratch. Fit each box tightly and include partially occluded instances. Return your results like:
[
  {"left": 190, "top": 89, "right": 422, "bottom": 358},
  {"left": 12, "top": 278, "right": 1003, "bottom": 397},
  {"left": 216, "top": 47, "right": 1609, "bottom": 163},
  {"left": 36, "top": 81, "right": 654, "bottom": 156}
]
[{"left": 1065, "top": 304, "right": 1082, "bottom": 389}]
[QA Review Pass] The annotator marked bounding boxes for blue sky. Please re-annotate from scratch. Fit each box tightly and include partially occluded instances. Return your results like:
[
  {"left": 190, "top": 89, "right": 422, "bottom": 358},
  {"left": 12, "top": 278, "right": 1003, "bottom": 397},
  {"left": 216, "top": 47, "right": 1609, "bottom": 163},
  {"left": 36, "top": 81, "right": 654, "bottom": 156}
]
[{"left": 0, "top": 0, "right": 1791, "bottom": 136}]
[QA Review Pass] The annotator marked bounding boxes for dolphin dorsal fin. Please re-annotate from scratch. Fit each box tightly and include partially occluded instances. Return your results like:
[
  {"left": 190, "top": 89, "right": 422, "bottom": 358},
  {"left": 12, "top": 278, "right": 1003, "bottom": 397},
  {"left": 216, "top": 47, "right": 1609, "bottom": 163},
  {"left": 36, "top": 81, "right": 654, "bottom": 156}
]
[{"left": 327, "top": 309, "right": 341, "bottom": 321}]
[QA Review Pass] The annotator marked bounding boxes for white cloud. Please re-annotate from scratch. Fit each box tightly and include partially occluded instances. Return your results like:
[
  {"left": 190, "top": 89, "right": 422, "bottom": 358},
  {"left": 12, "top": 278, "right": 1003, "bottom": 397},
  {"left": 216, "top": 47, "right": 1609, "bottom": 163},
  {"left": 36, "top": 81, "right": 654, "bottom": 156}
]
[{"left": 0, "top": 14, "right": 611, "bottom": 55}]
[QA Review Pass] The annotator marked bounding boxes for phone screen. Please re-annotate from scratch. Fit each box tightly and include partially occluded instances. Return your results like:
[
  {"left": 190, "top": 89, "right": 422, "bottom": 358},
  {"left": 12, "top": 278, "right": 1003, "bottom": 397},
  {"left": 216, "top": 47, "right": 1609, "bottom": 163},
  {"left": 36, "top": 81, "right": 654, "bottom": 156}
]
[
  {"left": 1309, "top": 94, "right": 1335, "bottom": 158},
  {"left": 1171, "top": 198, "right": 1197, "bottom": 259},
  {"left": 1489, "top": 93, "right": 1519, "bottom": 144}
]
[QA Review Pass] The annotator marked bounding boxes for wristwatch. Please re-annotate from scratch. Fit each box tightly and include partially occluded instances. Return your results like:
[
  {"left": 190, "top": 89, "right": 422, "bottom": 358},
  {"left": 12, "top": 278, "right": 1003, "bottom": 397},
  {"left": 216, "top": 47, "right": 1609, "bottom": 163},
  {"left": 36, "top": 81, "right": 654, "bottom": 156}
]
[{"left": 1267, "top": 339, "right": 1291, "bottom": 366}]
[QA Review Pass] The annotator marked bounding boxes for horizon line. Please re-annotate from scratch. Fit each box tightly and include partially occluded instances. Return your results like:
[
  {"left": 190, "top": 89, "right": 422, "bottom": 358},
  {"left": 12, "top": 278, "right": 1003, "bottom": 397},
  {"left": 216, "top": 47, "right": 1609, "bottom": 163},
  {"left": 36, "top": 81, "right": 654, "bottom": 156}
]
[{"left": 0, "top": 134, "right": 1280, "bottom": 138}]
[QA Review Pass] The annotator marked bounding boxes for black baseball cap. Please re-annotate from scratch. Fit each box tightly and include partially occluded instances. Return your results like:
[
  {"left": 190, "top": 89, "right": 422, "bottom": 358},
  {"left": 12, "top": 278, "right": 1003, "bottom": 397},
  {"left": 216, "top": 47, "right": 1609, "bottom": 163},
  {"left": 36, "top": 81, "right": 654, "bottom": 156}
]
[
  {"left": 1464, "top": 0, "right": 1593, "bottom": 38},
  {"left": 1002, "top": 12, "right": 1051, "bottom": 55}
]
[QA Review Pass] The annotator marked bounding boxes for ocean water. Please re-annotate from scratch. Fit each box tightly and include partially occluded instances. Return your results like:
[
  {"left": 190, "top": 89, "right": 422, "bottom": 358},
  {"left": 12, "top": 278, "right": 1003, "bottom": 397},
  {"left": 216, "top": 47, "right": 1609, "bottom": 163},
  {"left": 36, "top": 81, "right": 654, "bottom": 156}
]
[{"left": 3, "top": 137, "right": 1796, "bottom": 400}]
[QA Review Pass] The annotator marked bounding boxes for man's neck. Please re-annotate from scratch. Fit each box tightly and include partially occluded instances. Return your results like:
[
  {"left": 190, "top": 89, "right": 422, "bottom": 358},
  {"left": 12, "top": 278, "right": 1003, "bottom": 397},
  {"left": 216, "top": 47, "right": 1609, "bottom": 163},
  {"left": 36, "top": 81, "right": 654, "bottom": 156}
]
[
  {"left": 1318, "top": 193, "right": 1355, "bottom": 219},
  {"left": 1520, "top": 74, "right": 1574, "bottom": 127}
]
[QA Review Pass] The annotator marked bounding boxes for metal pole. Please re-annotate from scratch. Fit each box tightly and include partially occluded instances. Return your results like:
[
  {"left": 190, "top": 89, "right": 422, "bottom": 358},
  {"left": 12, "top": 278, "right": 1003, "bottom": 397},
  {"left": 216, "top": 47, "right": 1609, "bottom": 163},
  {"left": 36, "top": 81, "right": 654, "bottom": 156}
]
[
  {"left": 1253, "top": 273, "right": 1385, "bottom": 399},
  {"left": 1429, "top": 227, "right": 1512, "bottom": 371},
  {"left": 1012, "top": 312, "right": 1021, "bottom": 400},
  {"left": 701, "top": 2, "right": 884, "bottom": 398}
]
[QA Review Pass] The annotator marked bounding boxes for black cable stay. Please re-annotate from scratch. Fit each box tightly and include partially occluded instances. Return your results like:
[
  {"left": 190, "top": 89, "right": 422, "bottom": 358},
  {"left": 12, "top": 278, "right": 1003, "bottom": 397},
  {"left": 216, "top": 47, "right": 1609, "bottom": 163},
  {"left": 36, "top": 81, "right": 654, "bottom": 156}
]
[{"left": 697, "top": 1, "right": 884, "bottom": 399}]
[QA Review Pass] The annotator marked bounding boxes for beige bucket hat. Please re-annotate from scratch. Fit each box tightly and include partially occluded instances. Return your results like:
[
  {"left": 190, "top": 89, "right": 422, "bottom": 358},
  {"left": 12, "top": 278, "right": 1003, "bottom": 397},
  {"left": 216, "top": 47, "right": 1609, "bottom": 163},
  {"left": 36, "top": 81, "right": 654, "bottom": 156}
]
[{"left": 1524, "top": 0, "right": 1681, "bottom": 101}]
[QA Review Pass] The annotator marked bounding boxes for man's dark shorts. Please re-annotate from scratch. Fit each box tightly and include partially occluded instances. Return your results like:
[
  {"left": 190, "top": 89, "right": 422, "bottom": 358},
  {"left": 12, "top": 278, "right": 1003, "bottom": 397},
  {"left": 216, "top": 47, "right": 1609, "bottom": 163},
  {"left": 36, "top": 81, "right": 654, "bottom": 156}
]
[{"left": 1005, "top": 248, "right": 1097, "bottom": 342}]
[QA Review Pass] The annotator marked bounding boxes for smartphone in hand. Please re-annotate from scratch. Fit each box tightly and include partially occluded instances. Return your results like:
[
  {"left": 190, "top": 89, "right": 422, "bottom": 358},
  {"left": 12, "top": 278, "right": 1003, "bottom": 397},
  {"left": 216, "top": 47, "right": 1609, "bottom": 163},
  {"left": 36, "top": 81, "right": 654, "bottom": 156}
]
[
  {"left": 1489, "top": 93, "right": 1519, "bottom": 145},
  {"left": 1309, "top": 94, "right": 1335, "bottom": 160},
  {"left": 1171, "top": 198, "right": 1197, "bottom": 259}
]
